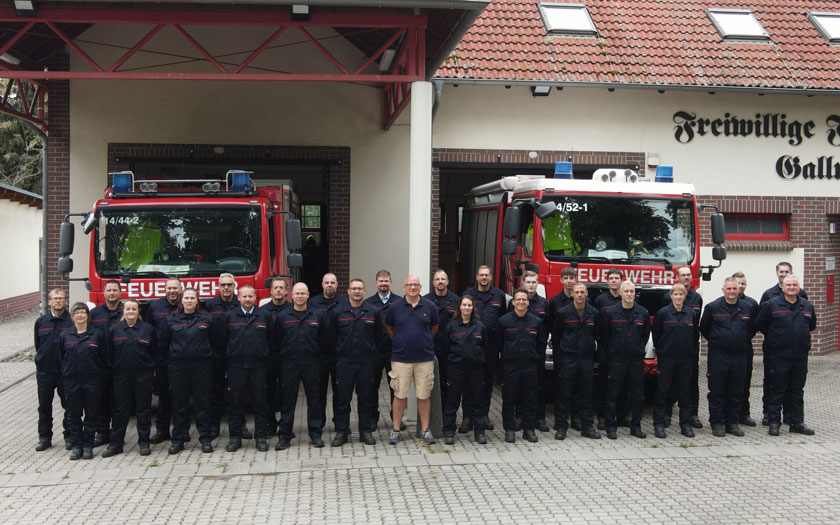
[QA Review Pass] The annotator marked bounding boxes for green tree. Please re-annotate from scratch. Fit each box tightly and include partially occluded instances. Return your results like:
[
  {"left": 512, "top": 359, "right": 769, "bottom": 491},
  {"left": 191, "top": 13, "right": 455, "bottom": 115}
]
[{"left": 0, "top": 115, "right": 43, "bottom": 194}]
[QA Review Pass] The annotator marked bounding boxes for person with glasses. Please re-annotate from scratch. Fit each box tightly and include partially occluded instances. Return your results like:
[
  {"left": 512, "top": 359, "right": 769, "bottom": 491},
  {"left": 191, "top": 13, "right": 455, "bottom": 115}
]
[
  {"left": 60, "top": 302, "right": 108, "bottom": 460},
  {"left": 383, "top": 276, "right": 439, "bottom": 445},
  {"left": 33, "top": 288, "right": 73, "bottom": 452}
]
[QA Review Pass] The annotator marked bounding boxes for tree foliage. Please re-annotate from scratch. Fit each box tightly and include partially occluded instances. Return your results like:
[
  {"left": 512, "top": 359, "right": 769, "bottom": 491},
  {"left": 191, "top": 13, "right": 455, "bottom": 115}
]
[{"left": 0, "top": 115, "right": 43, "bottom": 194}]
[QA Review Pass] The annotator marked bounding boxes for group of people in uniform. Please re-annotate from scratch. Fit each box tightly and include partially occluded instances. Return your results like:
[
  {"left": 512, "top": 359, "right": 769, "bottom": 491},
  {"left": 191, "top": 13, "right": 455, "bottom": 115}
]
[{"left": 31, "top": 261, "right": 816, "bottom": 460}]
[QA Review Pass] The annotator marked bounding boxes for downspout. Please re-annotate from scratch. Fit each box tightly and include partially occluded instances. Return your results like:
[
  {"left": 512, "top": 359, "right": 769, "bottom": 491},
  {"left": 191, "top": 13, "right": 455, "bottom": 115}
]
[
  {"left": 21, "top": 120, "right": 48, "bottom": 315},
  {"left": 432, "top": 79, "right": 443, "bottom": 122}
]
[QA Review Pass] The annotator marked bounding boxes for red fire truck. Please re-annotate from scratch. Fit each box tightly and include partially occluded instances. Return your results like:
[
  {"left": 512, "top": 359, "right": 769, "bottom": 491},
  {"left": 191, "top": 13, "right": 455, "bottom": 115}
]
[
  {"left": 459, "top": 163, "right": 726, "bottom": 375},
  {"left": 58, "top": 170, "right": 303, "bottom": 304}
]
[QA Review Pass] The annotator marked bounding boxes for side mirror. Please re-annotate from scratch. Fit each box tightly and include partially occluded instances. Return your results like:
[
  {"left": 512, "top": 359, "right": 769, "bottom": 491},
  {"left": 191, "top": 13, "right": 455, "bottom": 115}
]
[
  {"left": 82, "top": 212, "right": 96, "bottom": 234},
  {"left": 264, "top": 278, "right": 273, "bottom": 288},
  {"left": 503, "top": 207, "right": 521, "bottom": 238},
  {"left": 59, "top": 221, "right": 74, "bottom": 256},
  {"left": 712, "top": 245, "right": 727, "bottom": 261},
  {"left": 710, "top": 213, "right": 726, "bottom": 245},
  {"left": 287, "top": 253, "right": 303, "bottom": 268},
  {"left": 524, "top": 262, "right": 539, "bottom": 272},
  {"left": 57, "top": 257, "right": 73, "bottom": 274},
  {"left": 501, "top": 239, "right": 517, "bottom": 255},
  {"left": 536, "top": 201, "right": 557, "bottom": 220},
  {"left": 286, "top": 219, "right": 302, "bottom": 251}
]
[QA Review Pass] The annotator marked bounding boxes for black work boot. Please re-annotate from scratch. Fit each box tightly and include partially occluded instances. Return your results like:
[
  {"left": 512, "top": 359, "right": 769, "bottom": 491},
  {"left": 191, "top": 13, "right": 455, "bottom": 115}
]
[
  {"left": 725, "top": 423, "right": 744, "bottom": 437},
  {"left": 331, "top": 433, "right": 348, "bottom": 447},
  {"left": 35, "top": 439, "right": 51, "bottom": 452},
  {"left": 458, "top": 418, "right": 472, "bottom": 434}
]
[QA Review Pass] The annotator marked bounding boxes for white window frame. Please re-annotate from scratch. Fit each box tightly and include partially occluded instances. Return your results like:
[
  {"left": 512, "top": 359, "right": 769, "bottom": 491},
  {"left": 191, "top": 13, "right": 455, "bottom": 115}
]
[
  {"left": 538, "top": 3, "right": 598, "bottom": 36},
  {"left": 707, "top": 8, "right": 770, "bottom": 41},
  {"left": 809, "top": 12, "right": 840, "bottom": 43}
]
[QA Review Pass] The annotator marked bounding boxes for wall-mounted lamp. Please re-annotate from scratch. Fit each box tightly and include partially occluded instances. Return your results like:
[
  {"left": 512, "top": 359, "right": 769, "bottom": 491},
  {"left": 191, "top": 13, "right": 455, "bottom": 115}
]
[
  {"left": 291, "top": 4, "right": 310, "bottom": 22},
  {"left": 531, "top": 85, "right": 551, "bottom": 97},
  {"left": 14, "top": 0, "right": 36, "bottom": 17},
  {"left": 378, "top": 48, "right": 396, "bottom": 72}
]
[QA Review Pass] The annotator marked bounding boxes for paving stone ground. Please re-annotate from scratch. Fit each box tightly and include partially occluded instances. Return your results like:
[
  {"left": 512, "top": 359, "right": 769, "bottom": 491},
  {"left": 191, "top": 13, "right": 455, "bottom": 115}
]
[{"left": 1, "top": 310, "right": 839, "bottom": 524}]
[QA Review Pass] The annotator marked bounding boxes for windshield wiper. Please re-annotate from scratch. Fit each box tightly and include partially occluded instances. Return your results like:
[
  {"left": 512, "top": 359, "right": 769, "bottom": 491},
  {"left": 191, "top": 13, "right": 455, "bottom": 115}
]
[
  {"left": 546, "top": 255, "right": 614, "bottom": 263},
  {"left": 126, "top": 271, "right": 173, "bottom": 278},
  {"left": 616, "top": 256, "right": 673, "bottom": 268}
]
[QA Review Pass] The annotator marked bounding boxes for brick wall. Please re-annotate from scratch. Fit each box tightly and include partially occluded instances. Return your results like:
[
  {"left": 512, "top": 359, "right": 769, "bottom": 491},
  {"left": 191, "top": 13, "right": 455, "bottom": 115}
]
[
  {"left": 0, "top": 291, "right": 40, "bottom": 319},
  {"left": 698, "top": 195, "right": 839, "bottom": 355},
  {"left": 45, "top": 53, "right": 70, "bottom": 296},
  {"left": 106, "top": 144, "right": 352, "bottom": 288}
]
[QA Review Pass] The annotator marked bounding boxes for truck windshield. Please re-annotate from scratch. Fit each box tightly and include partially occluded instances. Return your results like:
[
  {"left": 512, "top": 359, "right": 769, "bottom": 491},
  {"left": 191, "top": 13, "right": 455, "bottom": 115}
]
[
  {"left": 94, "top": 206, "right": 262, "bottom": 277},
  {"left": 541, "top": 195, "right": 695, "bottom": 265}
]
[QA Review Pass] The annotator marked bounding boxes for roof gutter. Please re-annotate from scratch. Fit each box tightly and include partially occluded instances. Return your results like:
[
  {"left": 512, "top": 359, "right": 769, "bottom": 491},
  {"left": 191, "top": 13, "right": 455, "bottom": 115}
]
[
  {"left": 51, "top": 0, "right": 488, "bottom": 8},
  {"left": 425, "top": 3, "right": 487, "bottom": 79},
  {"left": 433, "top": 78, "right": 840, "bottom": 97}
]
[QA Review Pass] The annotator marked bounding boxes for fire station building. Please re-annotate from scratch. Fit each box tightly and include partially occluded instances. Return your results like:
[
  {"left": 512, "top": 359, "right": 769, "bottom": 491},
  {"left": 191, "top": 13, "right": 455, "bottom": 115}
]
[{"left": 2, "top": 1, "right": 838, "bottom": 352}]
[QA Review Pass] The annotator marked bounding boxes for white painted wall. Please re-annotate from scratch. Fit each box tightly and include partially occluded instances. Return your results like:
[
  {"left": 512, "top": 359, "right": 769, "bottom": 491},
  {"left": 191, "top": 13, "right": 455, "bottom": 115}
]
[
  {"left": 697, "top": 248, "right": 805, "bottom": 304},
  {"left": 433, "top": 84, "right": 840, "bottom": 197},
  {"left": 0, "top": 199, "right": 40, "bottom": 300}
]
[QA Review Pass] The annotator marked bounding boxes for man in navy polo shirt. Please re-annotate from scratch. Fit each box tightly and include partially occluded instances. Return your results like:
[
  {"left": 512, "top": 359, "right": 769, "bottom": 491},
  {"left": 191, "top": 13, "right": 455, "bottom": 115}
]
[{"left": 384, "top": 275, "right": 439, "bottom": 445}]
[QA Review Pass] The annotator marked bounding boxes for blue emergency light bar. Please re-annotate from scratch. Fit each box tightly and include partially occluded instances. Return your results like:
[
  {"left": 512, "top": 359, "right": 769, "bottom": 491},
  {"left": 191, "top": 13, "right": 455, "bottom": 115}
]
[
  {"left": 554, "top": 161, "right": 573, "bottom": 179},
  {"left": 229, "top": 170, "right": 252, "bottom": 192},
  {"left": 112, "top": 171, "right": 133, "bottom": 193},
  {"left": 655, "top": 165, "right": 674, "bottom": 183}
]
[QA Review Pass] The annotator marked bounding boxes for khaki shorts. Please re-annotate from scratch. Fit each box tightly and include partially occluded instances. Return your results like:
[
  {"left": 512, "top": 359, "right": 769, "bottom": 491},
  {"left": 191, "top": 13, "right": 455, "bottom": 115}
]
[{"left": 389, "top": 361, "right": 435, "bottom": 400}]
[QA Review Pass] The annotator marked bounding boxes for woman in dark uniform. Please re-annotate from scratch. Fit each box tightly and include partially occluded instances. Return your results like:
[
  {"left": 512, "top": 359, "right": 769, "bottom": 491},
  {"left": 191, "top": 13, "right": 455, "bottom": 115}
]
[
  {"left": 443, "top": 295, "right": 488, "bottom": 445},
  {"left": 652, "top": 283, "right": 700, "bottom": 438},
  {"left": 60, "top": 302, "right": 107, "bottom": 460},
  {"left": 102, "top": 299, "right": 157, "bottom": 458},
  {"left": 161, "top": 288, "right": 216, "bottom": 454}
]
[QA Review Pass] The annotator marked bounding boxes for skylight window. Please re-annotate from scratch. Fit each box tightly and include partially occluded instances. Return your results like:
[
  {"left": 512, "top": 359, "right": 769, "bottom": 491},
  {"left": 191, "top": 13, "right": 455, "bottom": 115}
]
[
  {"left": 539, "top": 3, "right": 597, "bottom": 36},
  {"left": 707, "top": 8, "right": 770, "bottom": 40},
  {"left": 809, "top": 12, "right": 840, "bottom": 43}
]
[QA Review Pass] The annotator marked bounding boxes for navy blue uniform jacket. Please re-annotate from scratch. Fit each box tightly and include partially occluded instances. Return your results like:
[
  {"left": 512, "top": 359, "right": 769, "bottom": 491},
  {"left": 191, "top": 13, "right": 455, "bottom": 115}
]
[
  {"left": 34, "top": 310, "right": 73, "bottom": 373},
  {"left": 108, "top": 319, "right": 157, "bottom": 373},
  {"left": 699, "top": 297, "right": 756, "bottom": 353},
  {"left": 600, "top": 303, "right": 651, "bottom": 361},
  {"left": 498, "top": 311, "right": 541, "bottom": 363},
  {"left": 331, "top": 302, "right": 381, "bottom": 363},
  {"left": 755, "top": 296, "right": 816, "bottom": 358},
  {"left": 446, "top": 319, "right": 486, "bottom": 364},
  {"left": 424, "top": 291, "right": 460, "bottom": 358},
  {"left": 364, "top": 292, "right": 401, "bottom": 358},
  {"left": 652, "top": 305, "right": 699, "bottom": 361},
  {"left": 462, "top": 286, "right": 505, "bottom": 338},
  {"left": 275, "top": 306, "right": 324, "bottom": 365},
  {"left": 160, "top": 311, "right": 215, "bottom": 360},
  {"left": 59, "top": 328, "right": 108, "bottom": 377},
  {"left": 222, "top": 307, "right": 273, "bottom": 368},
  {"left": 552, "top": 302, "right": 599, "bottom": 358}
]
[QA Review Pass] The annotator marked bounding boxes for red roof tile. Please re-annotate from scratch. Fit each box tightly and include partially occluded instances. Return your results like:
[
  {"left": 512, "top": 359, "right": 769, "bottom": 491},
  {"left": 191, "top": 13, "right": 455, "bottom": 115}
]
[{"left": 435, "top": 0, "right": 840, "bottom": 90}]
